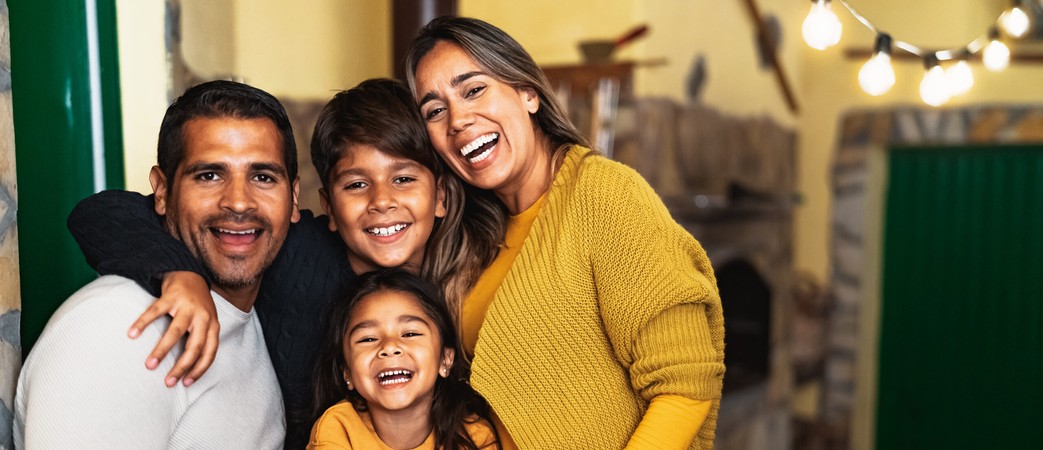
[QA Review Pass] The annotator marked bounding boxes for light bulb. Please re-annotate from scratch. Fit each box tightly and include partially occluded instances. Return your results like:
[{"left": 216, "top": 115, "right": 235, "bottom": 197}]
[
  {"left": 920, "top": 57, "right": 951, "bottom": 107},
  {"left": 802, "top": 0, "right": 843, "bottom": 50},
  {"left": 983, "top": 39, "right": 1011, "bottom": 71},
  {"left": 858, "top": 34, "right": 895, "bottom": 96},
  {"left": 1000, "top": 6, "right": 1031, "bottom": 38},
  {"left": 946, "top": 59, "right": 974, "bottom": 96}
]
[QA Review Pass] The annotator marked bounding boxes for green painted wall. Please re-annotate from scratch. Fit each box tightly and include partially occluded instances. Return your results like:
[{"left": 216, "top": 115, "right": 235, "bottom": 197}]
[
  {"left": 9, "top": 0, "right": 124, "bottom": 355},
  {"left": 877, "top": 145, "right": 1043, "bottom": 448}
]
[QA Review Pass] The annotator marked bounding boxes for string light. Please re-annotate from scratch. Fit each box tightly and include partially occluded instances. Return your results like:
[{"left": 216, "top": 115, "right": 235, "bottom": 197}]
[
  {"left": 858, "top": 34, "right": 895, "bottom": 96},
  {"left": 946, "top": 53, "right": 974, "bottom": 96},
  {"left": 802, "top": 0, "right": 843, "bottom": 51},
  {"left": 1000, "top": 2, "right": 1031, "bottom": 38},
  {"left": 804, "top": 0, "right": 1034, "bottom": 105},
  {"left": 983, "top": 27, "right": 1012, "bottom": 71},
  {"left": 920, "top": 55, "right": 951, "bottom": 107}
]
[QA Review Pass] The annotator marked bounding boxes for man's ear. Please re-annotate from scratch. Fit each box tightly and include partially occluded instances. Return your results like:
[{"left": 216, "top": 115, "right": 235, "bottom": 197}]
[
  {"left": 520, "top": 87, "right": 539, "bottom": 115},
  {"left": 318, "top": 186, "right": 337, "bottom": 232},
  {"left": 290, "top": 176, "right": 301, "bottom": 223},
  {"left": 149, "top": 166, "right": 169, "bottom": 216},
  {"left": 434, "top": 178, "right": 448, "bottom": 219}
]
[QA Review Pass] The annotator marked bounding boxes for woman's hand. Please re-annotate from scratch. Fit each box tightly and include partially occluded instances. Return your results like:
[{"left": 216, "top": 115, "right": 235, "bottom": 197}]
[{"left": 127, "top": 271, "right": 220, "bottom": 387}]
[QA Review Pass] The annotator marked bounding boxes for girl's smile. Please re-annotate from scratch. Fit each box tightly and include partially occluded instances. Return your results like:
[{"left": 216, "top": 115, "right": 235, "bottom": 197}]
[{"left": 342, "top": 290, "right": 454, "bottom": 417}]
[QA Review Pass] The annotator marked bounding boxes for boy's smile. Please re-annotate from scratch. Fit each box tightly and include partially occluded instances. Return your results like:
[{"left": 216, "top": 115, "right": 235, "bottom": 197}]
[{"left": 320, "top": 144, "right": 446, "bottom": 274}]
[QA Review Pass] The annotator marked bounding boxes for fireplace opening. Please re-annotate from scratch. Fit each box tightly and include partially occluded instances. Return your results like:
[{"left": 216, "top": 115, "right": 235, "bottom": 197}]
[{"left": 717, "top": 258, "right": 772, "bottom": 393}]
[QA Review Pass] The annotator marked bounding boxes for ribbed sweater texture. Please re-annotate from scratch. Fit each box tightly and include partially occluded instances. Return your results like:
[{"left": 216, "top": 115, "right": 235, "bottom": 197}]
[
  {"left": 15, "top": 276, "right": 284, "bottom": 448},
  {"left": 469, "top": 147, "right": 725, "bottom": 449}
]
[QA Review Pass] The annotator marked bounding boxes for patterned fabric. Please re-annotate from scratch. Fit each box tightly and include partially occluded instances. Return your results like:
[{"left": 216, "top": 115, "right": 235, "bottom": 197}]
[{"left": 1, "top": 2, "right": 20, "bottom": 447}]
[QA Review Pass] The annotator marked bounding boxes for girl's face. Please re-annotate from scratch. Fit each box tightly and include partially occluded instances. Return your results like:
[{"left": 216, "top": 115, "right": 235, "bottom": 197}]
[
  {"left": 320, "top": 144, "right": 446, "bottom": 274},
  {"left": 414, "top": 41, "right": 546, "bottom": 199},
  {"left": 342, "top": 290, "right": 454, "bottom": 417}
]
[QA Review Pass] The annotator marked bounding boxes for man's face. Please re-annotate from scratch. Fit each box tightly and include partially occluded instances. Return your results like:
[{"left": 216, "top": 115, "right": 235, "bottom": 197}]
[{"left": 151, "top": 116, "right": 299, "bottom": 306}]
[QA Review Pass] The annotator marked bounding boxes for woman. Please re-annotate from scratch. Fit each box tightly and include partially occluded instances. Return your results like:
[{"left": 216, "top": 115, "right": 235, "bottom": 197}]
[{"left": 404, "top": 17, "right": 724, "bottom": 450}]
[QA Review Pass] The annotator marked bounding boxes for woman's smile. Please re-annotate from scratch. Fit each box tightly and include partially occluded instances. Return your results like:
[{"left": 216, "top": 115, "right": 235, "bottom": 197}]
[{"left": 414, "top": 40, "right": 552, "bottom": 213}]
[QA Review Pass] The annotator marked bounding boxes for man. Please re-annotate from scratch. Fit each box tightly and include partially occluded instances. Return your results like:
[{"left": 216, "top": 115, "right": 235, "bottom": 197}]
[{"left": 14, "top": 80, "right": 300, "bottom": 449}]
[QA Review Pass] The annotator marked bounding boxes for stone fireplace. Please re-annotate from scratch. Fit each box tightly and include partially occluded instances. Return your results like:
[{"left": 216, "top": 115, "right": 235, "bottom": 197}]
[{"left": 614, "top": 99, "right": 798, "bottom": 450}]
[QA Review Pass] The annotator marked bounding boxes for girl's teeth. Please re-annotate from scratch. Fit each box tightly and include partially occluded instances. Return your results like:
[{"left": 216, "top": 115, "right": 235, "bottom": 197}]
[{"left": 377, "top": 369, "right": 414, "bottom": 385}]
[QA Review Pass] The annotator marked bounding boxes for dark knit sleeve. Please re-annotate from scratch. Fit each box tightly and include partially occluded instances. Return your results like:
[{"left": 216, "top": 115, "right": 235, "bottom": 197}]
[{"left": 67, "top": 190, "right": 206, "bottom": 297}]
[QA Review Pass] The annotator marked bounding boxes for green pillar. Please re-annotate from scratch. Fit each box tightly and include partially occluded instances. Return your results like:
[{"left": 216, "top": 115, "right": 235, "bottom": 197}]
[{"left": 9, "top": 0, "right": 124, "bottom": 355}]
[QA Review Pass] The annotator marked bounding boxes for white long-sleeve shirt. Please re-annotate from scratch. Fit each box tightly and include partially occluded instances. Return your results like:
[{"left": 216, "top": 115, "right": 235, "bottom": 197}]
[{"left": 15, "top": 275, "right": 284, "bottom": 449}]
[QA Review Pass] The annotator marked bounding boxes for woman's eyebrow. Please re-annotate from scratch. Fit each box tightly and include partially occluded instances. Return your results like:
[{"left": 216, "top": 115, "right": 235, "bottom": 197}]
[{"left": 418, "top": 71, "right": 484, "bottom": 107}]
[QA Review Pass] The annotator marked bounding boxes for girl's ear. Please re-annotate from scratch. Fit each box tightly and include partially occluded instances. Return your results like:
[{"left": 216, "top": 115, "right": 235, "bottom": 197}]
[
  {"left": 319, "top": 187, "right": 337, "bottom": 232},
  {"left": 439, "top": 348, "right": 455, "bottom": 378},
  {"left": 434, "top": 178, "right": 448, "bottom": 219},
  {"left": 342, "top": 369, "right": 354, "bottom": 390}
]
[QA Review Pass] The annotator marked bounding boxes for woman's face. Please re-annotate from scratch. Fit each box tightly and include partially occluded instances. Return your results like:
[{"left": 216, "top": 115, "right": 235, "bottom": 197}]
[{"left": 414, "top": 41, "right": 544, "bottom": 198}]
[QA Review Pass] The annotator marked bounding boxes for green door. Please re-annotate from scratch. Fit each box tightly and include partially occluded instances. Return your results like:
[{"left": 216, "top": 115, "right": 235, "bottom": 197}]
[
  {"left": 877, "top": 145, "right": 1043, "bottom": 448},
  {"left": 9, "top": 0, "right": 124, "bottom": 354}
]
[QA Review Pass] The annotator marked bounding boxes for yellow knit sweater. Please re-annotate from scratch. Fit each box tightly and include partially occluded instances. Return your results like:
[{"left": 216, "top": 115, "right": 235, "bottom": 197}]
[{"left": 469, "top": 147, "right": 725, "bottom": 449}]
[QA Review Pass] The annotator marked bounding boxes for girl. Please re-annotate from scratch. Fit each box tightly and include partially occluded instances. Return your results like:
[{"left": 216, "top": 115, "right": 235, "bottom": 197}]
[
  {"left": 309, "top": 268, "right": 497, "bottom": 449},
  {"left": 406, "top": 17, "right": 725, "bottom": 449},
  {"left": 65, "top": 78, "right": 504, "bottom": 449}
]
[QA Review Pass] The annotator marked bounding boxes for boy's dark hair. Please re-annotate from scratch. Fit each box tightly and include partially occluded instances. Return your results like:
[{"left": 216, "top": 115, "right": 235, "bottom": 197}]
[
  {"left": 310, "top": 78, "right": 447, "bottom": 191},
  {"left": 311, "top": 268, "right": 498, "bottom": 449},
  {"left": 156, "top": 80, "right": 298, "bottom": 186},
  {"left": 307, "top": 77, "right": 507, "bottom": 315}
]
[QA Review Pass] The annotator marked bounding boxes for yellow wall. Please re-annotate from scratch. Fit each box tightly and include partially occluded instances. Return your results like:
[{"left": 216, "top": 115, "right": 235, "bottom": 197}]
[
  {"left": 117, "top": 0, "right": 390, "bottom": 193},
  {"left": 116, "top": 0, "right": 168, "bottom": 192},
  {"left": 460, "top": 0, "right": 803, "bottom": 125},
  {"left": 233, "top": 0, "right": 390, "bottom": 100}
]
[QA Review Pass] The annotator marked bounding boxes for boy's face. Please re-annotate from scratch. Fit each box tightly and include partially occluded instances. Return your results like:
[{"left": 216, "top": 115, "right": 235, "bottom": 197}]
[{"left": 320, "top": 144, "right": 446, "bottom": 274}]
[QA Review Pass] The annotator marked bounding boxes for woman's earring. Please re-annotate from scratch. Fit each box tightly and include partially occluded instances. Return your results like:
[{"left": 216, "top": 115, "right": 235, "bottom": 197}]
[
  {"left": 440, "top": 367, "right": 448, "bottom": 377},
  {"left": 346, "top": 380, "right": 353, "bottom": 390}
]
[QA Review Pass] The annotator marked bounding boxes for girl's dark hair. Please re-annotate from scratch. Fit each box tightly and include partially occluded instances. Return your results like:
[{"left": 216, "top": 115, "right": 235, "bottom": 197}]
[
  {"left": 311, "top": 268, "right": 498, "bottom": 449},
  {"left": 310, "top": 78, "right": 506, "bottom": 314}
]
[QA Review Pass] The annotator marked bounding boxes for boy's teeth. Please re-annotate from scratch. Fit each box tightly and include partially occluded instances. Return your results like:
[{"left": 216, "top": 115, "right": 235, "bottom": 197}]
[
  {"left": 459, "top": 133, "right": 498, "bottom": 157},
  {"left": 367, "top": 223, "right": 408, "bottom": 236}
]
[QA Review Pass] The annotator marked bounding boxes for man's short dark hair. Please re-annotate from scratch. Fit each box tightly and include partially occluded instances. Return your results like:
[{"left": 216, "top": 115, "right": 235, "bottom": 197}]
[{"left": 156, "top": 80, "right": 298, "bottom": 186}]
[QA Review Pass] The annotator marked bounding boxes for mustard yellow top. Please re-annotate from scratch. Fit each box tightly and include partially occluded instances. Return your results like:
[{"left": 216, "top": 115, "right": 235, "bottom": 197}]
[
  {"left": 462, "top": 147, "right": 725, "bottom": 449},
  {"left": 461, "top": 191, "right": 547, "bottom": 352},
  {"left": 307, "top": 401, "right": 496, "bottom": 449}
]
